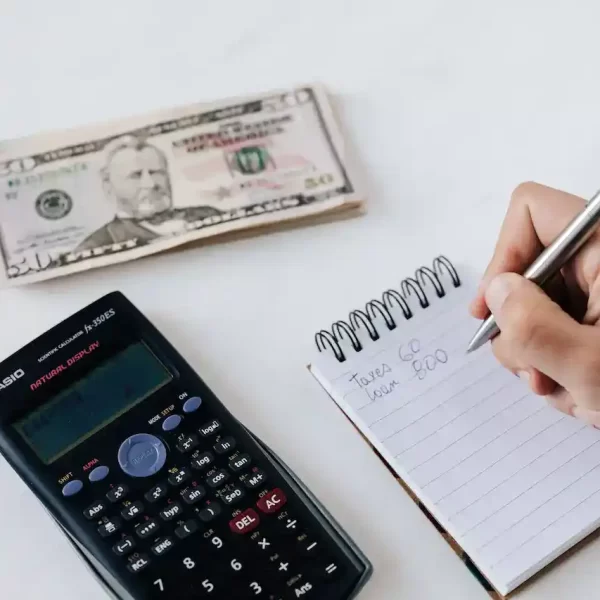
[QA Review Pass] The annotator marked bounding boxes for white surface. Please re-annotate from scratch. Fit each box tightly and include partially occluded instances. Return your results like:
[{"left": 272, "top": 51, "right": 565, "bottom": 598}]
[{"left": 1, "top": 1, "right": 600, "bottom": 598}]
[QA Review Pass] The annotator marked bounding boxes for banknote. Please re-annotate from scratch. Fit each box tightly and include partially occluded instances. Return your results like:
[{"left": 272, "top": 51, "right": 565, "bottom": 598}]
[{"left": 0, "top": 84, "right": 364, "bottom": 285}]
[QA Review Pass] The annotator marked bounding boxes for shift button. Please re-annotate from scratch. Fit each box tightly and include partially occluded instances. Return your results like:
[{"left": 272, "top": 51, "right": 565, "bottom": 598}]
[{"left": 62, "top": 480, "right": 83, "bottom": 497}]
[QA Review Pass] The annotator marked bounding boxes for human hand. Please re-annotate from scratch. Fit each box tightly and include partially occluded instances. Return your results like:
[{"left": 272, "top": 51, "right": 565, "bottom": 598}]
[{"left": 469, "top": 182, "right": 600, "bottom": 426}]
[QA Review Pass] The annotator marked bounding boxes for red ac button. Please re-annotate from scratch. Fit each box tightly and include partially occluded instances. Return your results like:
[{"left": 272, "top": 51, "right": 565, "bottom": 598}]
[{"left": 256, "top": 488, "right": 287, "bottom": 514}]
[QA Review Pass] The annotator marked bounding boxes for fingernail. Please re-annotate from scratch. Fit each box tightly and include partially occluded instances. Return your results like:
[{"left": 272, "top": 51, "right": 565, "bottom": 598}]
[
  {"left": 517, "top": 370, "right": 530, "bottom": 383},
  {"left": 485, "top": 273, "right": 516, "bottom": 315}
]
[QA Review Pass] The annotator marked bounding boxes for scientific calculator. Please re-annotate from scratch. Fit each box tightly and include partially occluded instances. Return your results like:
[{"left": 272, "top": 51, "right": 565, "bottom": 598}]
[{"left": 0, "top": 292, "right": 371, "bottom": 599}]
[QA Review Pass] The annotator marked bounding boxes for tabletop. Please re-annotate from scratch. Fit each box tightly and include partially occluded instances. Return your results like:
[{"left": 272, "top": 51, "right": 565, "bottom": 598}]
[{"left": 2, "top": 1, "right": 600, "bottom": 598}]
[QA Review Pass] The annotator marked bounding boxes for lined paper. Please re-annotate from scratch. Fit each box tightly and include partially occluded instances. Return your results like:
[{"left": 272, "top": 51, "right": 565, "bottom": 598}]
[{"left": 310, "top": 277, "right": 600, "bottom": 595}]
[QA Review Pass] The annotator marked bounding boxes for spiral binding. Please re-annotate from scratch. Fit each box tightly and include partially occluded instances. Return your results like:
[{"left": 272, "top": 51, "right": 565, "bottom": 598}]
[{"left": 315, "top": 255, "right": 461, "bottom": 362}]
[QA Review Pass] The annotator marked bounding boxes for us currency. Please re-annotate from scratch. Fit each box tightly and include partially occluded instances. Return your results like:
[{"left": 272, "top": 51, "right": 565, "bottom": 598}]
[{"left": 0, "top": 84, "right": 363, "bottom": 286}]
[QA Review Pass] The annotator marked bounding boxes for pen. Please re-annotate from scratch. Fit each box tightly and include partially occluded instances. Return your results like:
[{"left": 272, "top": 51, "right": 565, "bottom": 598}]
[{"left": 467, "top": 189, "right": 600, "bottom": 353}]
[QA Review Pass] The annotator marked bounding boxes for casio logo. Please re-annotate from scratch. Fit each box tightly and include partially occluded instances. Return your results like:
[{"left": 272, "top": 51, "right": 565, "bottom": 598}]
[{"left": 0, "top": 369, "right": 24, "bottom": 390}]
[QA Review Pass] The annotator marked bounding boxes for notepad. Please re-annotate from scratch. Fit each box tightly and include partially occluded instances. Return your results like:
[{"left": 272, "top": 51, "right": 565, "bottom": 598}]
[{"left": 308, "top": 256, "right": 600, "bottom": 596}]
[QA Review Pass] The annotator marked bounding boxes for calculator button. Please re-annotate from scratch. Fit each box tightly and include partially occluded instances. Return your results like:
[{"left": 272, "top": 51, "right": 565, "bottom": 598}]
[
  {"left": 113, "top": 536, "right": 136, "bottom": 556},
  {"left": 239, "top": 580, "right": 270, "bottom": 598},
  {"left": 241, "top": 468, "right": 267, "bottom": 489},
  {"left": 322, "top": 561, "right": 342, "bottom": 580},
  {"left": 298, "top": 536, "right": 320, "bottom": 557},
  {"left": 280, "top": 518, "right": 299, "bottom": 533},
  {"left": 214, "top": 436, "right": 236, "bottom": 454},
  {"left": 168, "top": 468, "right": 191, "bottom": 486},
  {"left": 190, "top": 451, "right": 214, "bottom": 470},
  {"left": 181, "top": 485, "right": 206, "bottom": 505},
  {"left": 229, "top": 508, "right": 260, "bottom": 534},
  {"left": 83, "top": 500, "right": 106, "bottom": 520},
  {"left": 199, "top": 419, "right": 222, "bottom": 437},
  {"left": 174, "top": 519, "right": 199, "bottom": 539},
  {"left": 62, "top": 480, "right": 83, "bottom": 497},
  {"left": 256, "top": 488, "right": 287, "bottom": 514},
  {"left": 176, "top": 434, "right": 198, "bottom": 453},
  {"left": 229, "top": 453, "right": 251, "bottom": 472},
  {"left": 290, "top": 579, "right": 316, "bottom": 597},
  {"left": 162, "top": 414, "right": 182, "bottom": 431},
  {"left": 206, "top": 469, "right": 229, "bottom": 488},
  {"left": 183, "top": 396, "right": 202, "bottom": 413},
  {"left": 198, "top": 503, "right": 222, "bottom": 522},
  {"left": 88, "top": 465, "right": 109, "bottom": 482},
  {"left": 135, "top": 519, "right": 160, "bottom": 539},
  {"left": 151, "top": 536, "right": 175, "bottom": 556},
  {"left": 106, "top": 484, "right": 128, "bottom": 503},
  {"left": 121, "top": 501, "right": 144, "bottom": 521},
  {"left": 98, "top": 517, "right": 121, "bottom": 537},
  {"left": 118, "top": 434, "right": 167, "bottom": 478},
  {"left": 145, "top": 483, "right": 168, "bottom": 503},
  {"left": 219, "top": 483, "right": 245, "bottom": 505},
  {"left": 159, "top": 503, "right": 183, "bottom": 521},
  {"left": 127, "top": 554, "right": 150, "bottom": 574}
]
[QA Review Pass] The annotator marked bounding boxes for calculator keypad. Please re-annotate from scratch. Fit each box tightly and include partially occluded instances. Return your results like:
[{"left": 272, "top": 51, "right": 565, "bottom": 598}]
[{"left": 70, "top": 394, "right": 357, "bottom": 600}]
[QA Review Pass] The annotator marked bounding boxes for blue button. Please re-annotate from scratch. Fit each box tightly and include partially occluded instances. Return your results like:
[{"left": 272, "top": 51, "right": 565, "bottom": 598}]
[
  {"left": 162, "top": 415, "right": 182, "bottom": 431},
  {"left": 118, "top": 434, "right": 167, "bottom": 478},
  {"left": 89, "top": 466, "right": 110, "bottom": 482},
  {"left": 183, "top": 396, "right": 202, "bottom": 413},
  {"left": 62, "top": 480, "right": 83, "bottom": 497}
]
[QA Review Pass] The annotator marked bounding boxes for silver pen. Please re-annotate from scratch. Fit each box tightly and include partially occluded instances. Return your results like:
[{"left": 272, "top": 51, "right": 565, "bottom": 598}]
[{"left": 467, "top": 189, "right": 600, "bottom": 353}]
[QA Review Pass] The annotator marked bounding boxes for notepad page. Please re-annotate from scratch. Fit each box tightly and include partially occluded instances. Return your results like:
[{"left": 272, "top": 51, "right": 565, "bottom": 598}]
[{"left": 310, "top": 279, "right": 600, "bottom": 595}]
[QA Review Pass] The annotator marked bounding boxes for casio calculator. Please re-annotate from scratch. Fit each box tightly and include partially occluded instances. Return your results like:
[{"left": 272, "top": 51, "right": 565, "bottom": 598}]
[{"left": 0, "top": 292, "right": 371, "bottom": 600}]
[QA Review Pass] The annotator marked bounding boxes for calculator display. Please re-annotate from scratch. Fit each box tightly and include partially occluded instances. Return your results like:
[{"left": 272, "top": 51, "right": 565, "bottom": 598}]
[{"left": 14, "top": 342, "right": 172, "bottom": 464}]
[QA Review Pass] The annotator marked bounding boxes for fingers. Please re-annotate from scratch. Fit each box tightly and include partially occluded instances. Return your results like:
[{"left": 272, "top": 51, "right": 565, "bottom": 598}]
[
  {"left": 470, "top": 182, "right": 589, "bottom": 319},
  {"left": 484, "top": 273, "right": 593, "bottom": 393}
]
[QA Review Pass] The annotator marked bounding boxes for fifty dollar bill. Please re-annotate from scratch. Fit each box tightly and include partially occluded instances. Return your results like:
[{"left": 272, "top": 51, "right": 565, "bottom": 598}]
[{"left": 0, "top": 84, "right": 364, "bottom": 285}]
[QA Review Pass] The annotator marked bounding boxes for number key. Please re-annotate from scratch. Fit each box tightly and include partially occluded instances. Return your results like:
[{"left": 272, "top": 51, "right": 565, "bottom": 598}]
[{"left": 246, "top": 580, "right": 267, "bottom": 597}]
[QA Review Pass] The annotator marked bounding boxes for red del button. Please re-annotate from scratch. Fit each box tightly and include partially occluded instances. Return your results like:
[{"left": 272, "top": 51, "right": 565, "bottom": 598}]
[
  {"left": 229, "top": 508, "right": 260, "bottom": 534},
  {"left": 256, "top": 488, "right": 287, "bottom": 514}
]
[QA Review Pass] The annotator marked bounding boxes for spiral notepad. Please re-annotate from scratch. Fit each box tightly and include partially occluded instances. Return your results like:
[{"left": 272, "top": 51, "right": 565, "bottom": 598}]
[{"left": 308, "top": 256, "right": 600, "bottom": 596}]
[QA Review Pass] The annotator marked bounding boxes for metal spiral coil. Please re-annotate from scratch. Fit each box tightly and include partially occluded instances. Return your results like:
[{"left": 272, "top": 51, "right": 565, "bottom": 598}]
[{"left": 314, "top": 255, "right": 461, "bottom": 362}]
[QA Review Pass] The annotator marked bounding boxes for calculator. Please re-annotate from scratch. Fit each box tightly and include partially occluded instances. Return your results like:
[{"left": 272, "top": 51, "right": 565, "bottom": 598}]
[{"left": 0, "top": 292, "right": 371, "bottom": 599}]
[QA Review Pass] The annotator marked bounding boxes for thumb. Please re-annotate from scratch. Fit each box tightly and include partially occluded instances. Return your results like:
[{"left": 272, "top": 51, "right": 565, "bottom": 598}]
[{"left": 485, "top": 272, "right": 593, "bottom": 392}]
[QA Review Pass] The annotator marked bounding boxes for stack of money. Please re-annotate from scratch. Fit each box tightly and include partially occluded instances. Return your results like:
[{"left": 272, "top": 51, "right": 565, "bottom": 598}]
[{"left": 0, "top": 84, "right": 364, "bottom": 286}]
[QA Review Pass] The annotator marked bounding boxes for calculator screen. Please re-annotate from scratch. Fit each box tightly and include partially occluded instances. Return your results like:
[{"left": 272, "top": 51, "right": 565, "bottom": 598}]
[{"left": 13, "top": 342, "right": 172, "bottom": 464}]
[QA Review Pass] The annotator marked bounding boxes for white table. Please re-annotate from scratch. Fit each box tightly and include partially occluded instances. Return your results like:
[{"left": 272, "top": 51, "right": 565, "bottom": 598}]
[{"left": 2, "top": 1, "right": 600, "bottom": 598}]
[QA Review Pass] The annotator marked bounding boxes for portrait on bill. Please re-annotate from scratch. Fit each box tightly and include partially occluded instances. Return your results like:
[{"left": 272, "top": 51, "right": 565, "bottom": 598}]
[{"left": 76, "top": 135, "right": 222, "bottom": 251}]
